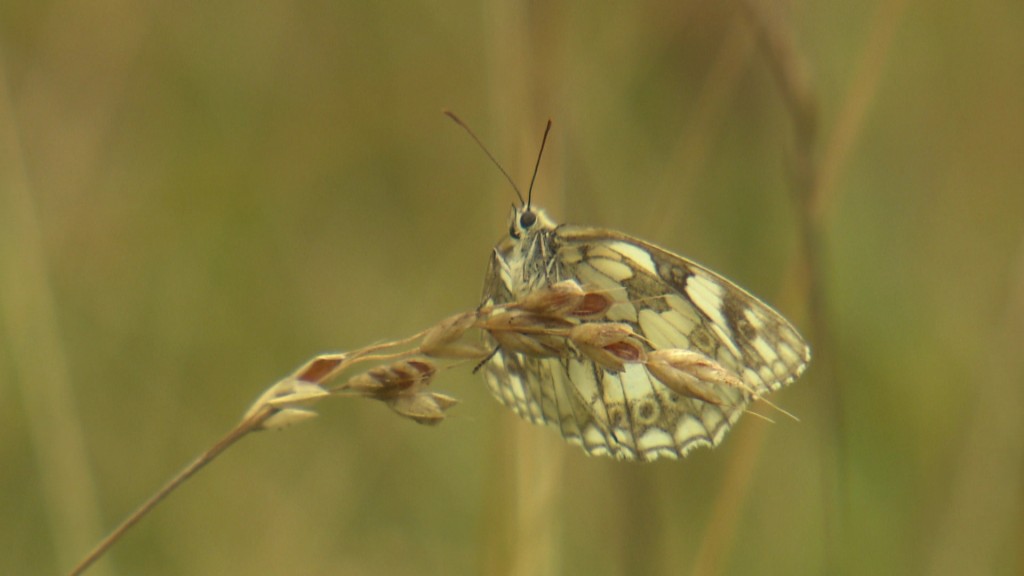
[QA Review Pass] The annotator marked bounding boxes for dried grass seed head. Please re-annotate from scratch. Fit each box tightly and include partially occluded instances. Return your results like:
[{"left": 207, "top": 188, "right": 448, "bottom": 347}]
[
  {"left": 517, "top": 280, "right": 586, "bottom": 317},
  {"left": 346, "top": 359, "right": 437, "bottom": 398},
  {"left": 421, "top": 311, "right": 488, "bottom": 359},
  {"left": 483, "top": 310, "right": 571, "bottom": 358},
  {"left": 387, "top": 392, "right": 460, "bottom": 426},
  {"left": 568, "top": 322, "right": 646, "bottom": 372},
  {"left": 645, "top": 349, "right": 749, "bottom": 405}
]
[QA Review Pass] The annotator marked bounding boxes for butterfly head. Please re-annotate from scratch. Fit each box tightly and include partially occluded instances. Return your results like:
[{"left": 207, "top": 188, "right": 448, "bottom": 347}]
[{"left": 508, "top": 204, "right": 556, "bottom": 240}]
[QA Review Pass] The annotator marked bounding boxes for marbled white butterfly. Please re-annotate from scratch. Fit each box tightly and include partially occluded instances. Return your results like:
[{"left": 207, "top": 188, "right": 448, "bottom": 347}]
[
  {"left": 480, "top": 205, "right": 809, "bottom": 461},
  {"left": 455, "top": 114, "right": 810, "bottom": 462}
]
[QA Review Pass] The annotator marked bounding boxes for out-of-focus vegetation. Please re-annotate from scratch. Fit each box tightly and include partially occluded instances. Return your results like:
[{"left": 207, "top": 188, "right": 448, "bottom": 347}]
[{"left": 1, "top": 1, "right": 1021, "bottom": 575}]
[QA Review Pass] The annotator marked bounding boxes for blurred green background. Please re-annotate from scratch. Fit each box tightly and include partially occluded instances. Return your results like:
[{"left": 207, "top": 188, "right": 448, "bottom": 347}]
[{"left": 2, "top": 1, "right": 1021, "bottom": 575}]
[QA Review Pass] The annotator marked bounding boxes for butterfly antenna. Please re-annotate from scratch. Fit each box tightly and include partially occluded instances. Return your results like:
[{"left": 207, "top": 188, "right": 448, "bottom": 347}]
[
  {"left": 526, "top": 119, "right": 553, "bottom": 211},
  {"left": 443, "top": 110, "right": 525, "bottom": 205}
]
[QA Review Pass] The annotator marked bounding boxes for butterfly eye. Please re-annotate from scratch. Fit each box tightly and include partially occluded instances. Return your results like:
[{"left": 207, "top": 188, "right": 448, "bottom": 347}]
[{"left": 520, "top": 210, "right": 537, "bottom": 229}]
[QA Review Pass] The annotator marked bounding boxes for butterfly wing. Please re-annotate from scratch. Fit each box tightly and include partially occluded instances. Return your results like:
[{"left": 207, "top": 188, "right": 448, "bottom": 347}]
[{"left": 481, "top": 225, "right": 810, "bottom": 462}]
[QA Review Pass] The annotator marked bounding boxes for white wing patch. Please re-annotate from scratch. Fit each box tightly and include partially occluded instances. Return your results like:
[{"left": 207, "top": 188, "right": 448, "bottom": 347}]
[
  {"left": 638, "top": 309, "right": 691, "bottom": 349},
  {"left": 589, "top": 257, "right": 633, "bottom": 282},
  {"left": 685, "top": 274, "right": 729, "bottom": 334},
  {"left": 607, "top": 241, "right": 658, "bottom": 276}
]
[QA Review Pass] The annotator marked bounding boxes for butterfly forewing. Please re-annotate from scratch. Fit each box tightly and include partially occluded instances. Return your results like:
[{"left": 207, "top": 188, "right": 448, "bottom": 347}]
[{"left": 481, "top": 210, "right": 810, "bottom": 462}]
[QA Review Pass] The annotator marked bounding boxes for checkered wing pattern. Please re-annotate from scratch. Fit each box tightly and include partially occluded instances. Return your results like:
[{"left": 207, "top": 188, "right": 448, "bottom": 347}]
[{"left": 481, "top": 214, "right": 809, "bottom": 462}]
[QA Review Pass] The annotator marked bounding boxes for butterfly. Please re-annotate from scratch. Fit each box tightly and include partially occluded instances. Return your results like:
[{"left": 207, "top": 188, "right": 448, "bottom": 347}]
[
  {"left": 478, "top": 204, "right": 810, "bottom": 462},
  {"left": 446, "top": 112, "right": 810, "bottom": 462}
]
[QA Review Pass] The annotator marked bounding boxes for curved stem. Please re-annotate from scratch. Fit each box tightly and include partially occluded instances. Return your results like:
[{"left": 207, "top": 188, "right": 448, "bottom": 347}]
[{"left": 67, "top": 408, "right": 273, "bottom": 576}]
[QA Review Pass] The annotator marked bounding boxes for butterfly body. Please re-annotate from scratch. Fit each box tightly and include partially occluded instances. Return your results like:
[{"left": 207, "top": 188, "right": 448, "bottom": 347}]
[{"left": 481, "top": 206, "right": 810, "bottom": 462}]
